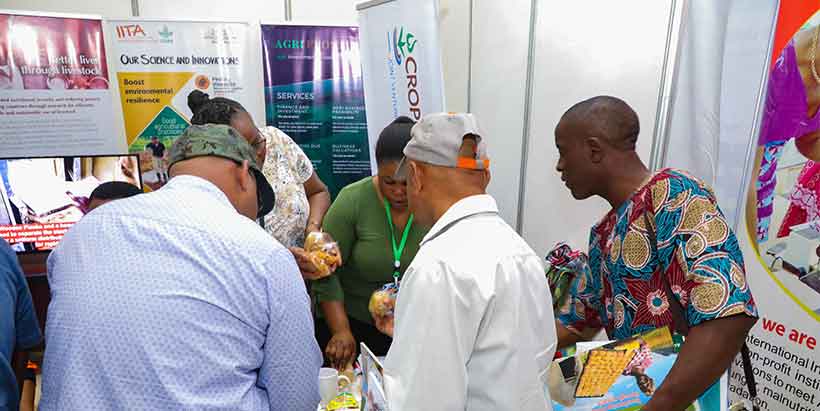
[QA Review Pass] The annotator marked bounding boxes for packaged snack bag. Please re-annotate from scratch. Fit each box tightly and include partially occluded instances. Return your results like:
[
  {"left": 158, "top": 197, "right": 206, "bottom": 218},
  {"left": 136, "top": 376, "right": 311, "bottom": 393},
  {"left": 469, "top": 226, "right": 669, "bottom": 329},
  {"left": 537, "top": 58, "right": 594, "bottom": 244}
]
[
  {"left": 304, "top": 231, "right": 342, "bottom": 278},
  {"left": 368, "top": 282, "right": 398, "bottom": 318}
]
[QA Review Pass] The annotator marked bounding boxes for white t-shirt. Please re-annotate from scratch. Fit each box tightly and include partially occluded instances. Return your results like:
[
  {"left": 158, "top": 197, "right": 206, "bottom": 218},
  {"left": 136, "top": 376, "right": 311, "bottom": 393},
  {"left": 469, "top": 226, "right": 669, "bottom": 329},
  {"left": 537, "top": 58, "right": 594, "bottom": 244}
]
[{"left": 384, "top": 194, "right": 557, "bottom": 411}]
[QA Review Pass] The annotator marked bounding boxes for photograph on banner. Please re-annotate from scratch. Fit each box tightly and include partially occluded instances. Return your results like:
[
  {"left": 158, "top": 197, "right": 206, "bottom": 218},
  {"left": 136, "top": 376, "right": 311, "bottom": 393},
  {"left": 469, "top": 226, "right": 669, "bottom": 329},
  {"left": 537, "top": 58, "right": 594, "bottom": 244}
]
[
  {"left": 0, "top": 155, "right": 141, "bottom": 254},
  {"left": 748, "top": 9, "right": 820, "bottom": 308},
  {"left": 108, "top": 19, "right": 253, "bottom": 190},
  {"left": 738, "top": 3, "right": 820, "bottom": 411},
  {"left": 0, "top": 12, "right": 119, "bottom": 157},
  {"left": 261, "top": 25, "right": 370, "bottom": 198}
]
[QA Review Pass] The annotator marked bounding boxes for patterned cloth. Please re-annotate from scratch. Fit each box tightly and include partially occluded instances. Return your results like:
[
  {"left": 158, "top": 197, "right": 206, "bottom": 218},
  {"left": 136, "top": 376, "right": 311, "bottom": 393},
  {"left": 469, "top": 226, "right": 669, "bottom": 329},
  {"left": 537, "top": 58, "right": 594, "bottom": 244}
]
[
  {"left": 756, "top": 40, "right": 820, "bottom": 240},
  {"left": 557, "top": 169, "right": 758, "bottom": 341},
  {"left": 756, "top": 143, "right": 785, "bottom": 241},
  {"left": 260, "top": 126, "right": 314, "bottom": 248},
  {"left": 41, "top": 175, "right": 321, "bottom": 411},
  {"left": 778, "top": 160, "right": 820, "bottom": 238},
  {"left": 622, "top": 343, "right": 653, "bottom": 375}
]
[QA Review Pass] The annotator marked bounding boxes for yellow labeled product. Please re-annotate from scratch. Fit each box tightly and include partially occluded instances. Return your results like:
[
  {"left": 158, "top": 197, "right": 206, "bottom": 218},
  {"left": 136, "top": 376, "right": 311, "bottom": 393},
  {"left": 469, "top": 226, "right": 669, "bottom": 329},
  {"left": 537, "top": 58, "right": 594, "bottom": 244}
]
[
  {"left": 575, "top": 349, "right": 636, "bottom": 398},
  {"left": 327, "top": 392, "right": 359, "bottom": 410}
]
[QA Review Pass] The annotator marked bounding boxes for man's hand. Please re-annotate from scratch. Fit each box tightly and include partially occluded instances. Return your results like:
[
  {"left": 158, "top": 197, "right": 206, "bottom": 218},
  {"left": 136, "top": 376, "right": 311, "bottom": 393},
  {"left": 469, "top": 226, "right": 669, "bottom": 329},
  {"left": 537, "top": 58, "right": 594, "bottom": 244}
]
[
  {"left": 642, "top": 315, "right": 757, "bottom": 411},
  {"left": 288, "top": 247, "right": 332, "bottom": 281},
  {"left": 557, "top": 323, "right": 600, "bottom": 349},
  {"left": 326, "top": 329, "right": 357, "bottom": 370}
]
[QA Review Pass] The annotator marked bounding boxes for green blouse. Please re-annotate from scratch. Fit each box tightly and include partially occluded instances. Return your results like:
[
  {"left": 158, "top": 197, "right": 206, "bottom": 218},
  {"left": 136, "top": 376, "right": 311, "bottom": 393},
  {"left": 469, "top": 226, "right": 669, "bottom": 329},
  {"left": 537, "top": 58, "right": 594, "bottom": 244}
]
[{"left": 312, "top": 177, "right": 428, "bottom": 325}]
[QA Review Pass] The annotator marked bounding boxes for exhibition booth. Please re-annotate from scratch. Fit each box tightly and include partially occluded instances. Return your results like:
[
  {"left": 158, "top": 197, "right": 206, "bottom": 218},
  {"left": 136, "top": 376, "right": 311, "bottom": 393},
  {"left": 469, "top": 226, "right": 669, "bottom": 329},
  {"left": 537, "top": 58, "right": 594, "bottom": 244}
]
[{"left": 1, "top": 0, "right": 819, "bottom": 410}]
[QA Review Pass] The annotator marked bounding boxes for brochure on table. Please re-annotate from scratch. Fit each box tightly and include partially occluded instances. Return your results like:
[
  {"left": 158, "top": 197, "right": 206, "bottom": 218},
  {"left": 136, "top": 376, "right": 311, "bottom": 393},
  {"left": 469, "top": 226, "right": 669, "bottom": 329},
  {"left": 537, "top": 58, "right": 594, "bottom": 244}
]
[
  {"left": 360, "top": 343, "right": 388, "bottom": 411},
  {"left": 549, "top": 327, "right": 728, "bottom": 411}
]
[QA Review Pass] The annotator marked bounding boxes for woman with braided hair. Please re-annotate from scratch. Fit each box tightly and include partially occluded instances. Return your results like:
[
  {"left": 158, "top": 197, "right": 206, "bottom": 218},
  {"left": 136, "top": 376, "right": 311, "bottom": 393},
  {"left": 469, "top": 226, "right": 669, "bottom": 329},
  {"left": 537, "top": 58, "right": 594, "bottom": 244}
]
[{"left": 187, "top": 90, "right": 334, "bottom": 278}]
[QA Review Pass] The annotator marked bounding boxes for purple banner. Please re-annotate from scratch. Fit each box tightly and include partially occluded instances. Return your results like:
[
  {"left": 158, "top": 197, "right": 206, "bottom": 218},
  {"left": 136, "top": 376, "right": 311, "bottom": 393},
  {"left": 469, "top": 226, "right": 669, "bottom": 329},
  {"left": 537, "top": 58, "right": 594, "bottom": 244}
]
[{"left": 261, "top": 25, "right": 370, "bottom": 197}]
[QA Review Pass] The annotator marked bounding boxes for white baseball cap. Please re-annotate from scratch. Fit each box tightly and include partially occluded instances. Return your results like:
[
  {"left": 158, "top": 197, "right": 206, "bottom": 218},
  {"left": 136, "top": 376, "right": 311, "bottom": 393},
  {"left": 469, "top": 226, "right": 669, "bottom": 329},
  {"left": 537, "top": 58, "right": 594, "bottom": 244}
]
[{"left": 395, "top": 112, "right": 489, "bottom": 179}]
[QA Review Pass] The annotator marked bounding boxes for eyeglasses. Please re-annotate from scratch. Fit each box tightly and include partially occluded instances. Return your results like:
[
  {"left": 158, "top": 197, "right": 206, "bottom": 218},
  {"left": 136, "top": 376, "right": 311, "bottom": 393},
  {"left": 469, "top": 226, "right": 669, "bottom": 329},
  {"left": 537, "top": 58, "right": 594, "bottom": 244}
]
[{"left": 250, "top": 132, "right": 266, "bottom": 151}]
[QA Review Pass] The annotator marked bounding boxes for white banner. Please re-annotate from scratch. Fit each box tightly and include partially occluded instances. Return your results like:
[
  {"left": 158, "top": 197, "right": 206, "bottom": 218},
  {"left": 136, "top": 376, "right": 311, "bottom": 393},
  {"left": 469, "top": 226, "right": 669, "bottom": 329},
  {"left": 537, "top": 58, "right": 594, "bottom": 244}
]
[
  {"left": 358, "top": 0, "right": 445, "bottom": 172},
  {"left": 106, "top": 19, "right": 258, "bottom": 189},
  {"left": 0, "top": 11, "right": 120, "bottom": 156}
]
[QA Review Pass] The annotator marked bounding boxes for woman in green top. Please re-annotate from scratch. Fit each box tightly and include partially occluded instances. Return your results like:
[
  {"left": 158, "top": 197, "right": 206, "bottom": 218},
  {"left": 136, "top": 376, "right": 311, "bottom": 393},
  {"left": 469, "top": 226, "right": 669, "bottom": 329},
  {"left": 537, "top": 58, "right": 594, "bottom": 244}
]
[{"left": 313, "top": 117, "right": 427, "bottom": 368}]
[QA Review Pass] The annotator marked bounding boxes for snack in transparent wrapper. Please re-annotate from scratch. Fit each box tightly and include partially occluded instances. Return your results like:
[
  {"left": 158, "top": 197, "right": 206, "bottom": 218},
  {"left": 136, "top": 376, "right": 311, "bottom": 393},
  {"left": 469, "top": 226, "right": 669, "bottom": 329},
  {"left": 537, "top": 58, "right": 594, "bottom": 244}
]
[
  {"left": 545, "top": 243, "right": 589, "bottom": 310},
  {"left": 304, "top": 231, "right": 342, "bottom": 278},
  {"left": 368, "top": 282, "right": 398, "bottom": 318},
  {"left": 326, "top": 392, "right": 359, "bottom": 410}
]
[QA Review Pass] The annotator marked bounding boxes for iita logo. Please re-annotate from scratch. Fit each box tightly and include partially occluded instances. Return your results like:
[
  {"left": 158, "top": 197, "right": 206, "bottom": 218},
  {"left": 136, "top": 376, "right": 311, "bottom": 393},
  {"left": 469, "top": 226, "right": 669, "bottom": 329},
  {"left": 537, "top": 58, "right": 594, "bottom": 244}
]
[
  {"left": 116, "top": 24, "right": 147, "bottom": 39},
  {"left": 158, "top": 25, "right": 174, "bottom": 44},
  {"left": 391, "top": 26, "right": 417, "bottom": 65}
]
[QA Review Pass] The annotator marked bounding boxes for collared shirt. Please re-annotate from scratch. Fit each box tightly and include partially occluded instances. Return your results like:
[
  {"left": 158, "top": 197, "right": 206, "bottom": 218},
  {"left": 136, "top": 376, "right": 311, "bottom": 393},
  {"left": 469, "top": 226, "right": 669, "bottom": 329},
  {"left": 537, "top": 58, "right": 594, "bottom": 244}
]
[
  {"left": 384, "top": 195, "right": 557, "bottom": 411},
  {"left": 0, "top": 238, "right": 41, "bottom": 410},
  {"left": 41, "top": 175, "right": 321, "bottom": 411},
  {"left": 557, "top": 169, "right": 758, "bottom": 340}
]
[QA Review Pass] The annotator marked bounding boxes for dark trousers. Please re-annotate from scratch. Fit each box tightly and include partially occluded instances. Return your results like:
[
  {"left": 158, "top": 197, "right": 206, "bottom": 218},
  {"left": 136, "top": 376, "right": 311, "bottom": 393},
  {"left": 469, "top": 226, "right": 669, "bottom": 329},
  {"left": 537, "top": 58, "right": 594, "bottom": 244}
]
[{"left": 315, "top": 316, "right": 393, "bottom": 367}]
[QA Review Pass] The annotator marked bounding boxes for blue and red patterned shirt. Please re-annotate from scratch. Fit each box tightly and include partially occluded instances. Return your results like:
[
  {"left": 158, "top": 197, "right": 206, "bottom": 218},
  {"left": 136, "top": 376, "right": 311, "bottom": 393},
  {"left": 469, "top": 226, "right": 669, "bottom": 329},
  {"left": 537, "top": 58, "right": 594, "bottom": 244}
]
[{"left": 557, "top": 169, "right": 758, "bottom": 340}]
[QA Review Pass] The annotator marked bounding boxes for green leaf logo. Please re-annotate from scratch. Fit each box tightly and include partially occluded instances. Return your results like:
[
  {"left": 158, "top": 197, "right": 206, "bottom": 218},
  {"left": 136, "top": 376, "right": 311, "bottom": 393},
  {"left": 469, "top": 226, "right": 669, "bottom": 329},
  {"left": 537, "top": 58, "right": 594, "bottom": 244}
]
[
  {"left": 159, "top": 25, "right": 173, "bottom": 39},
  {"left": 397, "top": 27, "right": 417, "bottom": 56}
]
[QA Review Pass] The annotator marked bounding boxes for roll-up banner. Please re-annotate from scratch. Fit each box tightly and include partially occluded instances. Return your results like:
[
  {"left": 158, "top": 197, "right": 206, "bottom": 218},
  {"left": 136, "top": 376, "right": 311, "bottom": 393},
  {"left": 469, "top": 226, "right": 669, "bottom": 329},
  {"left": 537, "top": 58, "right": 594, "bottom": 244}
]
[
  {"left": 107, "top": 19, "right": 255, "bottom": 189},
  {"left": 357, "top": 0, "right": 445, "bottom": 172},
  {"left": 261, "top": 24, "right": 370, "bottom": 198},
  {"left": 737, "top": 3, "right": 820, "bottom": 411},
  {"left": 0, "top": 11, "right": 118, "bottom": 156}
]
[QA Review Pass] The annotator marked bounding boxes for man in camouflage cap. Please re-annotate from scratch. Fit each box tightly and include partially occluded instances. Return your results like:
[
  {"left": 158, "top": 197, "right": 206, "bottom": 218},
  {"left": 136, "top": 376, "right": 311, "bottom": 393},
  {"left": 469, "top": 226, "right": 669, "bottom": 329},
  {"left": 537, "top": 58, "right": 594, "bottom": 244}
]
[
  {"left": 167, "top": 123, "right": 275, "bottom": 220},
  {"left": 41, "top": 124, "right": 322, "bottom": 411}
]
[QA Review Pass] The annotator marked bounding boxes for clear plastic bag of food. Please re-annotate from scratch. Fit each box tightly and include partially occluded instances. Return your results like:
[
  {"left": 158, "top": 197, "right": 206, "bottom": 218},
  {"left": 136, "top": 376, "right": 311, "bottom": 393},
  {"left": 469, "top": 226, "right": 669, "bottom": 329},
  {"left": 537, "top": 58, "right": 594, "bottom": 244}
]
[
  {"left": 304, "top": 231, "right": 342, "bottom": 278},
  {"left": 368, "top": 282, "right": 399, "bottom": 318}
]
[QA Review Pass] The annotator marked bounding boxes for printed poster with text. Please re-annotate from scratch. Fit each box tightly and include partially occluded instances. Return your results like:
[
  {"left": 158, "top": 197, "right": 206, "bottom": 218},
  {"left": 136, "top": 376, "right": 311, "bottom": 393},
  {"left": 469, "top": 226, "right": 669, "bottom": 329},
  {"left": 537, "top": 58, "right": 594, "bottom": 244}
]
[
  {"left": 261, "top": 25, "right": 370, "bottom": 198},
  {"left": 740, "top": 2, "right": 820, "bottom": 411},
  {"left": 0, "top": 12, "right": 118, "bottom": 157},
  {"left": 108, "top": 19, "right": 252, "bottom": 189}
]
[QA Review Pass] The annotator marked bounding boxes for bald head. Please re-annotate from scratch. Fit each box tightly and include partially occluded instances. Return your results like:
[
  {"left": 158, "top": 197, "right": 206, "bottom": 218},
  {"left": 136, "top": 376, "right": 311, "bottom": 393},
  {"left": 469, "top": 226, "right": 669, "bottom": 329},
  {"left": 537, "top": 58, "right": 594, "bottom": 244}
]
[
  {"left": 559, "top": 96, "right": 640, "bottom": 151},
  {"left": 554, "top": 96, "right": 650, "bottom": 204}
]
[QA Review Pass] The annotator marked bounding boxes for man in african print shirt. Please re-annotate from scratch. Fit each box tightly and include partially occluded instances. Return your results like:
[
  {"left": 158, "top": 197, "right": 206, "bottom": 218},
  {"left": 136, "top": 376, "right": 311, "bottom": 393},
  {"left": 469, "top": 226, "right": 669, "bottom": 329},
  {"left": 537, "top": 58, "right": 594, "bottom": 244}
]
[{"left": 553, "top": 96, "right": 758, "bottom": 411}]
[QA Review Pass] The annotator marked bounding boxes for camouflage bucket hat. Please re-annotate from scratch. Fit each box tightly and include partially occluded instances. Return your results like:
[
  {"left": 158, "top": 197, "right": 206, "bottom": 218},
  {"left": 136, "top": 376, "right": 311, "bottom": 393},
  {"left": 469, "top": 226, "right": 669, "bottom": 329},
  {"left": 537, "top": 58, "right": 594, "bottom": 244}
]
[{"left": 168, "top": 124, "right": 275, "bottom": 219}]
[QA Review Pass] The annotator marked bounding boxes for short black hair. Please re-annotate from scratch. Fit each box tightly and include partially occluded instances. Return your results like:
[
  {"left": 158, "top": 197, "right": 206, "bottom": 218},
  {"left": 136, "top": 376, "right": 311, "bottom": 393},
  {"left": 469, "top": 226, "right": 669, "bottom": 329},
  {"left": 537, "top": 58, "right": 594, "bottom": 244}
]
[
  {"left": 89, "top": 181, "right": 143, "bottom": 202},
  {"left": 375, "top": 116, "right": 415, "bottom": 164},
  {"left": 188, "top": 90, "right": 247, "bottom": 126}
]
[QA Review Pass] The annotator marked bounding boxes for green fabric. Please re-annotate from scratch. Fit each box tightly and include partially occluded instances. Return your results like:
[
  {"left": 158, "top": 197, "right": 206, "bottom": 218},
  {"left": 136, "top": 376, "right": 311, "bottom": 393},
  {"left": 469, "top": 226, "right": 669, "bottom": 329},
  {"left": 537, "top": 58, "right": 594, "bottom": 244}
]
[
  {"left": 313, "top": 177, "right": 428, "bottom": 325},
  {"left": 167, "top": 124, "right": 261, "bottom": 172}
]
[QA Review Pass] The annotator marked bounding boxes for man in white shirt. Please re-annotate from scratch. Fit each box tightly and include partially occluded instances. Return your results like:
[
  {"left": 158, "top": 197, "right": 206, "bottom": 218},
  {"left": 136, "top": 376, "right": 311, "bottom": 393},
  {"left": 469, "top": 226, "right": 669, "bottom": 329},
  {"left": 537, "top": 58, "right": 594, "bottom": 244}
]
[{"left": 375, "top": 113, "right": 557, "bottom": 411}]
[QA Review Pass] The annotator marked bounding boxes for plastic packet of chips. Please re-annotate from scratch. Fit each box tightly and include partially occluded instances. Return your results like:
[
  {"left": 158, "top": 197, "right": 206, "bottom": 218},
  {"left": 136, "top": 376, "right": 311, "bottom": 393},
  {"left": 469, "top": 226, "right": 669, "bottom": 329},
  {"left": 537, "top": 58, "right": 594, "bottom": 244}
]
[
  {"left": 545, "top": 243, "right": 589, "bottom": 310},
  {"left": 304, "top": 231, "right": 341, "bottom": 278},
  {"left": 368, "top": 282, "right": 399, "bottom": 318},
  {"left": 327, "top": 392, "right": 359, "bottom": 410}
]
